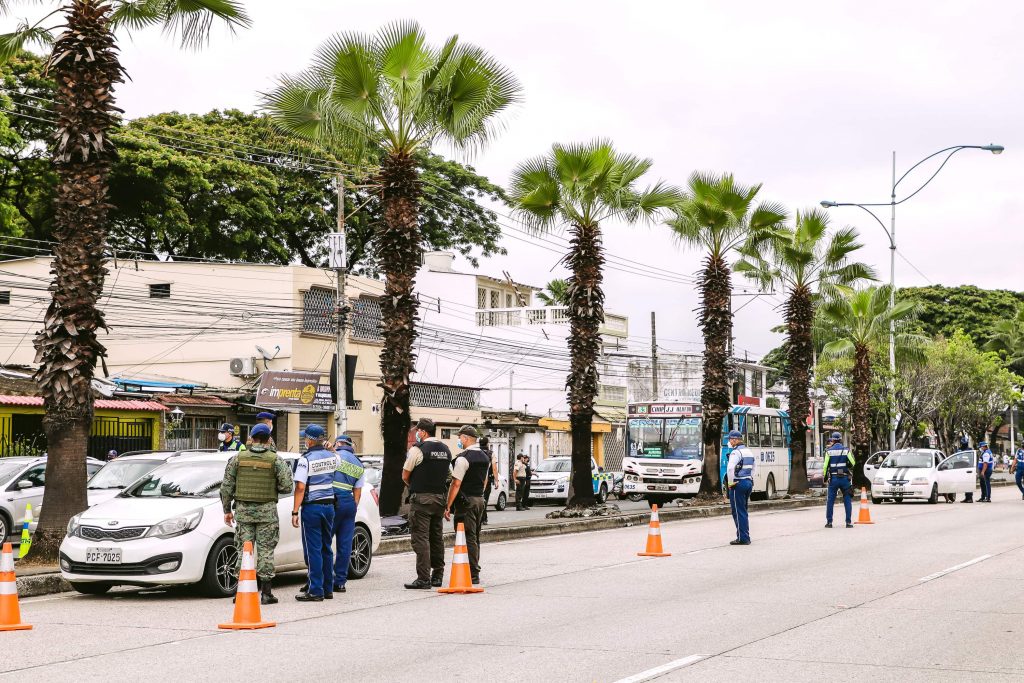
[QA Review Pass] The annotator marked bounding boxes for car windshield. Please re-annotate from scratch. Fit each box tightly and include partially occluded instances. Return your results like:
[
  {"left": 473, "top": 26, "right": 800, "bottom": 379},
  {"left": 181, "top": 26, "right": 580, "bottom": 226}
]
[
  {"left": 881, "top": 451, "right": 934, "bottom": 469},
  {"left": 364, "top": 466, "right": 382, "bottom": 487},
  {"left": 122, "top": 461, "right": 224, "bottom": 498},
  {"left": 534, "top": 459, "right": 571, "bottom": 473},
  {"left": 88, "top": 459, "right": 164, "bottom": 490},
  {"left": 0, "top": 460, "right": 29, "bottom": 483}
]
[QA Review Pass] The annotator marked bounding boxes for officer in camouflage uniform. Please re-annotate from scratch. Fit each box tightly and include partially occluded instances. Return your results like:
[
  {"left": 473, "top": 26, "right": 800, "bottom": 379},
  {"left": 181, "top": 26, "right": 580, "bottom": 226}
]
[{"left": 221, "top": 423, "right": 293, "bottom": 604}]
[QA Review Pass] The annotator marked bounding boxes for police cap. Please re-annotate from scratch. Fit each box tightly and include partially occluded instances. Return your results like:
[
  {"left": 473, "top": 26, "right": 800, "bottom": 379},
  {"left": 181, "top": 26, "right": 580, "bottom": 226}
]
[
  {"left": 415, "top": 418, "right": 435, "bottom": 432},
  {"left": 458, "top": 425, "right": 479, "bottom": 438},
  {"left": 727, "top": 430, "right": 743, "bottom": 440},
  {"left": 256, "top": 411, "right": 275, "bottom": 420},
  {"left": 303, "top": 424, "right": 326, "bottom": 439},
  {"left": 218, "top": 423, "right": 235, "bottom": 433},
  {"left": 830, "top": 432, "right": 842, "bottom": 441},
  {"left": 336, "top": 434, "right": 353, "bottom": 445},
  {"left": 250, "top": 423, "right": 271, "bottom": 438}
]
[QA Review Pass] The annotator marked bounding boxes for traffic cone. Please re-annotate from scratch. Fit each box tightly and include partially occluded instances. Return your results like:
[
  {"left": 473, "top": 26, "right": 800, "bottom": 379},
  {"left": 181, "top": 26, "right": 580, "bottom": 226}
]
[
  {"left": 0, "top": 542, "right": 31, "bottom": 631},
  {"left": 855, "top": 487, "right": 874, "bottom": 525},
  {"left": 438, "top": 523, "right": 483, "bottom": 594},
  {"left": 218, "top": 541, "right": 275, "bottom": 630},
  {"left": 17, "top": 504, "right": 31, "bottom": 559},
  {"left": 638, "top": 504, "right": 671, "bottom": 557}
]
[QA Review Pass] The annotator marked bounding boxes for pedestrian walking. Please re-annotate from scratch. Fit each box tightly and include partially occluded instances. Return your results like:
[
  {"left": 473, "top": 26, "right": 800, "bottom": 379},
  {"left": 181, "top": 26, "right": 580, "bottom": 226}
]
[
  {"left": 291, "top": 424, "right": 339, "bottom": 602},
  {"left": 218, "top": 423, "right": 245, "bottom": 452},
  {"left": 247, "top": 411, "right": 276, "bottom": 448},
  {"left": 331, "top": 434, "right": 365, "bottom": 595},
  {"left": 402, "top": 418, "right": 452, "bottom": 590},
  {"left": 1013, "top": 445, "right": 1024, "bottom": 501},
  {"left": 479, "top": 436, "right": 500, "bottom": 525},
  {"left": 978, "top": 441, "right": 994, "bottom": 502},
  {"left": 445, "top": 425, "right": 489, "bottom": 586},
  {"left": 522, "top": 456, "right": 533, "bottom": 509},
  {"left": 514, "top": 454, "right": 528, "bottom": 511},
  {"left": 725, "top": 430, "right": 754, "bottom": 545},
  {"left": 822, "top": 432, "right": 855, "bottom": 528},
  {"left": 220, "top": 423, "right": 293, "bottom": 605}
]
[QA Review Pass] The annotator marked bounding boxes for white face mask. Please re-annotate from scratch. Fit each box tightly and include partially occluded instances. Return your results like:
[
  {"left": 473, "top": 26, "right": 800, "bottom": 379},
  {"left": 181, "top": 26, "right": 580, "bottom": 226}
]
[{"left": 217, "top": 433, "right": 227, "bottom": 442}]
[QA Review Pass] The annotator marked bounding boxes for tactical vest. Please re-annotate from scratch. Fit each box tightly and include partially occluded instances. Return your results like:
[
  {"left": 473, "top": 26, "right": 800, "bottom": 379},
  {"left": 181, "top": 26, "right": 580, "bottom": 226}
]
[
  {"left": 457, "top": 447, "right": 490, "bottom": 497},
  {"left": 827, "top": 447, "right": 851, "bottom": 477},
  {"left": 733, "top": 447, "right": 754, "bottom": 480},
  {"left": 333, "top": 448, "right": 365, "bottom": 496},
  {"left": 408, "top": 440, "right": 452, "bottom": 495},
  {"left": 235, "top": 449, "right": 279, "bottom": 503}
]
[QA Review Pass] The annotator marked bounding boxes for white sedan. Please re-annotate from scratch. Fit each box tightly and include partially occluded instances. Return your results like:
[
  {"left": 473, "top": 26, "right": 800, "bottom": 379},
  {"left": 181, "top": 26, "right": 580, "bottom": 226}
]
[
  {"left": 870, "top": 448, "right": 977, "bottom": 504},
  {"left": 59, "top": 451, "right": 381, "bottom": 597}
]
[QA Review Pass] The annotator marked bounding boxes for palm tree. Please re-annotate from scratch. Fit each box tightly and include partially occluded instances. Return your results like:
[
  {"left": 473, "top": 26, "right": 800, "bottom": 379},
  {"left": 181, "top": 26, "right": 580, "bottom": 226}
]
[
  {"left": 537, "top": 278, "right": 570, "bottom": 306},
  {"left": 263, "top": 21, "right": 521, "bottom": 515},
  {"left": 735, "top": 209, "right": 875, "bottom": 493},
  {"left": 818, "top": 286, "right": 923, "bottom": 487},
  {"left": 510, "top": 140, "right": 680, "bottom": 506},
  {"left": 984, "top": 307, "right": 1024, "bottom": 375},
  {"left": 0, "top": 0, "right": 249, "bottom": 563},
  {"left": 667, "top": 173, "right": 786, "bottom": 497}
]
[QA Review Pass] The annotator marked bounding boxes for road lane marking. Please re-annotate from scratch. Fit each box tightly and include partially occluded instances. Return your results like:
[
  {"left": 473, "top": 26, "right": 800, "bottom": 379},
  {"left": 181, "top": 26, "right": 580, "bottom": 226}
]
[
  {"left": 611, "top": 654, "right": 707, "bottom": 683},
  {"left": 919, "top": 554, "right": 992, "bottom": 582}
]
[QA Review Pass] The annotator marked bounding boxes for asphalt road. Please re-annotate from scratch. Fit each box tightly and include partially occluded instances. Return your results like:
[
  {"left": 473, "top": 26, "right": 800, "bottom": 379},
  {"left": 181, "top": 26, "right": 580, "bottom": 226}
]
[{"left": 5, "top": 493, "right": 1024, "bottom": 682}]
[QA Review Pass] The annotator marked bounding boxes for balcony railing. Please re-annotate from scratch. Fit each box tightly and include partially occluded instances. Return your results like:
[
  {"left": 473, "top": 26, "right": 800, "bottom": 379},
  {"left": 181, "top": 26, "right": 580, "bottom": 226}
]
[
  {"left": 597, "top": 384, "right": 627, "bottom": 404},
  {"left": 476, "top": 307, "right": 627, "bottom": 337}
]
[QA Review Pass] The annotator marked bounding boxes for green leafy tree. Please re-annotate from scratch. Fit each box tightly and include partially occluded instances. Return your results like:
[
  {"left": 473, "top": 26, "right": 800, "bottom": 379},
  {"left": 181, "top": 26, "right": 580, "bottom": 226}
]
[
  {"left": 736, "top": 208, "right": 875, "bottom": 492},
  {"left": 982, "top": 307, "right": 1024, "bottom": 376},
  {"left": 667, "top": 172, "right": 786, "bottom": 496},
  {"left": 510, "top": 140, "right": 680, "bottom": 506},
  {"left": 0, "top": 0, "right": 250, "bottom": 563},
  {"left": 536, "top": 278, "right": 570, "bottom": 307},
  {"left": 900, "top": 285, "right": 1024, "bottom": 350},
  {"left": 264, "top": 21, "right": 521, "bottom": 515}
]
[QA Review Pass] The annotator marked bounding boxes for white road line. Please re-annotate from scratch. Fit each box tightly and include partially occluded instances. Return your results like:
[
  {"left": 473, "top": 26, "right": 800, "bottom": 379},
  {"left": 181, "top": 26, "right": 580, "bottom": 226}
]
[
  {"left": 919, "top": 554, "right": 992, "bottom": 583},
  {"left": 611, "top": 654, "right": 707, "bottom": 683}
]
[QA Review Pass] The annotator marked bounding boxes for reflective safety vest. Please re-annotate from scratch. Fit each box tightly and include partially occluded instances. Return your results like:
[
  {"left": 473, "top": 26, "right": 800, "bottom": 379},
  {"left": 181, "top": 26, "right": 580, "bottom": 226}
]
[
  {"left": 302, "top": 448, "right": 340, "bottom": 502},
  {"left": 333, "top": 447, "right": 365, "bottom": 495},
  {"left": 827, "top": 446, "right": 852, "bottom": 477},
  {"left": 220, "top": 439, "right": 245, "bottom": 452},
  {"left": 235, "top": 449, "right": 280, "bottom": 503},
  {"left": 733, "top": 447, "right": 754, "bottom": 480}
]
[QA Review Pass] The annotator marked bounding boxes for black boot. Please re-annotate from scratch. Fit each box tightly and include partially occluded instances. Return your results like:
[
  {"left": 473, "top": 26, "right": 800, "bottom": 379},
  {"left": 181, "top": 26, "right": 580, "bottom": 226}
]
[{"left": 260, "top": 578, "right": 278, "bottom": 605}]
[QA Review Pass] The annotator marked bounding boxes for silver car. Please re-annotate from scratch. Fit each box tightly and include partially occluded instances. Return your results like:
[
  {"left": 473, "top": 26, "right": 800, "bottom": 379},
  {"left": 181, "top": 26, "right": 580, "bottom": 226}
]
[{"left": 0, "top": 456, "right": 105, "bottom": 540}]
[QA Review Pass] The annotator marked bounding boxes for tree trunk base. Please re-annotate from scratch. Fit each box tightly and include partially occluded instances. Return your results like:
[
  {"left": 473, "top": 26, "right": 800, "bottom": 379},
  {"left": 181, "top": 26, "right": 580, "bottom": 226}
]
[
  {"left": 681, "top": 492, "right": 729, "bottom": 506},
  {"left": 546, "top": 503, "right": 621, "bottom": 519}
]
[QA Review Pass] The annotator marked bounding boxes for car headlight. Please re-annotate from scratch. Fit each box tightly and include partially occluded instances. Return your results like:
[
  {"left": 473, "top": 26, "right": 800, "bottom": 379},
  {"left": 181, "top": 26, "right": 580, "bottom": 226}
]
[
  {"left": 557, "top": 476, "right": 569, "bottom": 484},
  {"left": 911, "top": 477, "right": 929, "bottom": 485},
  {"left": 873, "top": 477, "right": 884, "bottom": 485},
  {"left": 67, "top": 513, "right": 83, "bottom": 538},
  {"left": 146, "top": 509, "right": 203, "bottom": 539}
]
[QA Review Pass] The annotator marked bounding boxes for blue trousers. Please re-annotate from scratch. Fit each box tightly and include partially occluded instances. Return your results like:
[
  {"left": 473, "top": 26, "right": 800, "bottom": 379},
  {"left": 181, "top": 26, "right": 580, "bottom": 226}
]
[
  {"left": 826, "top": 476, "right": 852, "bottom": 524},
  {"left": 1015, "top": 467, "right": 1024, "bottom": 496},
  {"left": 729, "top": 479, "right": 753, "bottom": 542},
  {"left": 301, "top": 503, "right": 335, "bottom": 597},
  {"left": 980, "top": 469, "right": 993, "bottom": 500},
  {"left": 332, "top": 494, "right": 357, "bottom": 588}
]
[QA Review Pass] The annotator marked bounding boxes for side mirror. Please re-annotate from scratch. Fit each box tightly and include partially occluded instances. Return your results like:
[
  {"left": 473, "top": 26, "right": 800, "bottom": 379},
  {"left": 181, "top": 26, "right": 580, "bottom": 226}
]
[{"left": 17, "top": 480, "right": 33, "bottom": 490}]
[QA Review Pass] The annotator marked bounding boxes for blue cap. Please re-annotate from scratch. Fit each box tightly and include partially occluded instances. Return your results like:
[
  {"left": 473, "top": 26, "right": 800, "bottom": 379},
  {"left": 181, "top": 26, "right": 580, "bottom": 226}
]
[
  {"left": 830, "top": 432, "right": 842, "bottom": 441},
  {"left": 336, "top": 434, "right": 353, "bottom": 445},
  {"left": 979, "top": 441, "right": 987, "bottom": 447},
  {"left": 256, "top": 412, "right": 275, "bottom": 420},
  {"left": 303, "top": 424, "right": 326, "bottom": 439},
  {"left": 727, "top": 430, "right": 742, "bottom": 440},
  {"left": 218, "top": 423, "right": 235, "bottom": 433},
  {"left": 250, "top": 423, "right": 271, "bottom": 438}
]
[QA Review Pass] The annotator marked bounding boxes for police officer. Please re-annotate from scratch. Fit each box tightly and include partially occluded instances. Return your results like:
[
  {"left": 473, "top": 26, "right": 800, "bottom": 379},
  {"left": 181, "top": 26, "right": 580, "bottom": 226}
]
[
  {"left": 445, "top": 425, "right": 489, "bottom": 586},
  {"left": 218, "top": 423, "right": 245, "bottom": 452},
  {"left": 725, "top": 430, "right": 755, "bottom": 545},
  {"left": 479, "top": 436, "right": 500, "bottom": 526},
  {"left": 291, "top": 424, "right": 340, "bottom": 601},
  {"left": 220, "top": 423, "right": 293, "bottom": 604},
  {"left": 1012, "top": 444, "right": 1024, "bottom": 501},
  {"left": 514, "top": 455, "right": 528, "bottom": 511},
  {"left": 978, "top": 441, "right": 994, "bottom": 502},
  {"left": 248, "top": 412, "right": 276, "bottom": 448},
  {"left": 402, "top": 418, "right": 452, "bottom": 589},
  {"left": 331, "top": 434, "right": 365, "bottom": 595},
  {"left": 823, "top": 432, "right": 855, "bottom": 528}
]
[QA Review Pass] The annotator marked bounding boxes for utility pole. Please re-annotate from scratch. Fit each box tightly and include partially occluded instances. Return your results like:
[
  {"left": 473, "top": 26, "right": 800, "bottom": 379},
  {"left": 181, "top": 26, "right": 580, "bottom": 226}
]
[
  {"left": 331, "top": 173, "right": 348, "bottom": 437},
  {"left": 650, "top": 312, "right": 659, "bottom": 400},
  {"left": 509, "top": 370, "right": 514, "bottom": 410}
]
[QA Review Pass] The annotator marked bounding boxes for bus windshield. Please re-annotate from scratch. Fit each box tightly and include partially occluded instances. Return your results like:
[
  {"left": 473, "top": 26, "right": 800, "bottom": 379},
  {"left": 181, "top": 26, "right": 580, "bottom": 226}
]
[{"left": 628, "top": 417, "right": 702, "bottom": 460}]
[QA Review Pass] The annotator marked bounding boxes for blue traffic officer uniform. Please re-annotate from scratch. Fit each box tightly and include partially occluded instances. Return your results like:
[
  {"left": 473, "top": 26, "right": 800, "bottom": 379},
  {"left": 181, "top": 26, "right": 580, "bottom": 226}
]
[
  {"left": 295, "top": 426, "right": 339, "bottom": 599},
  {"left": 332, "top": 436, "right": 366, "bottom": 592},
  {"left": 1014, "top": 447, "right": 1024, "bottom": 499},
  {"left": 977, "top": 443, "right": 994, "bottom": 502},
  {"left": 726, "top": 430, "right": 755, "bottom": 545},
  {"left": 823, "top": 433, "right": 855, "bottom": 527}
]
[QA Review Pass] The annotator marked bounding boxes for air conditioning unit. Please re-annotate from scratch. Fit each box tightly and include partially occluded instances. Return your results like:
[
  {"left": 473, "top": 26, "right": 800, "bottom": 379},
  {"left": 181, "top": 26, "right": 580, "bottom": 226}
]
[{"left": 229, "top": 357, "right": 257, "bottom": 377}]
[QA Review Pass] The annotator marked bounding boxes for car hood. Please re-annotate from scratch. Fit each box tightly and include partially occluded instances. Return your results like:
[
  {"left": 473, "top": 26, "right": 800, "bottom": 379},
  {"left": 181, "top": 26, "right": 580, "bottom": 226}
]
[
  {"left": 78, "top": 495, "right": 217, "bottom": 525},
  {"left": 532, "top": 471, "right": 569, "bottom": 480},
  {"left": 86, "top": 489, "right": 123, "bottom": 507}
]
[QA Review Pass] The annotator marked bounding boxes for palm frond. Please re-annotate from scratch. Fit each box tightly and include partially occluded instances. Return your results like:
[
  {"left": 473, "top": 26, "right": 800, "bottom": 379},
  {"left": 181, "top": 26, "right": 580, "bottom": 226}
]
[
  {"left": 145, "top": 0, "right": 251, "bottom": 49},
  {"left": 821, "top": 338, "right": 855, "bottom": 360},
  {"left": 0, "top": 21, "right": 54, "bottom": 63}
]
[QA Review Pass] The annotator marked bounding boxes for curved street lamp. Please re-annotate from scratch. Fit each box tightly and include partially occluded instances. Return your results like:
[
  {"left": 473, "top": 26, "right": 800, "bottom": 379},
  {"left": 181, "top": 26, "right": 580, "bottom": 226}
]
[{"left": 821, "top": 144, "right": 1004, "bottom": 452}]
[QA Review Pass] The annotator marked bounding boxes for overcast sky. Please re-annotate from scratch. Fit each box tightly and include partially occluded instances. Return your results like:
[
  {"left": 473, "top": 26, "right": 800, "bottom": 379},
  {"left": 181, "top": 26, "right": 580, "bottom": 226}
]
[{"left": 8, "top": 0, "right": 1021, "bottom": 360}]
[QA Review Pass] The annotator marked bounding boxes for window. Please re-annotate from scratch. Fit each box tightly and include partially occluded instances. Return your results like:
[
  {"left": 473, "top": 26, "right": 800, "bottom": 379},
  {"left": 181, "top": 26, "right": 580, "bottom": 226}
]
[
  {"left": 489, "top": 290, "right": 500, "bottom": 309},
  {"left": 477, "top": 288, "right": 487, "bottom": 309},
  {"left": 441, "top": 428, "right": 454, "bottom": 440},
  {"left": 0, "top": 291, "right": 9, "bottom": 305},
  {"left": 302, "top": 287, "right": 335, "bottom": 336},
  {"left": 745, "top": 416, "right": 759, "bottom": 447},
  {"left": 351, "top": 296, "right": 383, "bottom": 342},
  {"left": 149, "top": 283, "right": 171, "bottom": 299},
  {"left": 752, "top": 371, "right": 764, "bottom": 398},
  {"left": 771, "top": 417, "right": 784, "bottom": 447},
  {"left": 506, "top": 293, "right": 514, "bottom": 308},
  {"left": 19, "top": 464, "right": 46, "bottom": 488}
]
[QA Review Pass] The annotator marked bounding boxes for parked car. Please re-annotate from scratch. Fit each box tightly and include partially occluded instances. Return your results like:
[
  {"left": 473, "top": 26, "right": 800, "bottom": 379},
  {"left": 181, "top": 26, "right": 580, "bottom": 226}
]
[
  {"left": 869, "top": 448, "right": 976, "bottom": 504},
  {"left": 86, "top": 451, "right": 214, "bottom": 506},
  {"left": 863, "top": 450, "right": 890, "bottom": 480},
  {"left": 0, "top": 456, "right": 105, "bottom": 540},
  {"left": 58, "top": 451, "right": 381, "bottom": 597},
  {"left": 529, "top": 456, "right": 610, "bottom": 504}
]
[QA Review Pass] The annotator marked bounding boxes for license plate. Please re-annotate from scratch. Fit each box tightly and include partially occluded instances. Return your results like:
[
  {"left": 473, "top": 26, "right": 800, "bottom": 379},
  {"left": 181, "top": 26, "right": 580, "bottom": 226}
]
[
  {"left": 888, "top": 487, "right": 904, "bottom": 495},
  {"left": 85, "top": 547, "right": 122, "bottom": 564},
  {"left": 652, "top": 484, "right": 676, "bottom": 491}
]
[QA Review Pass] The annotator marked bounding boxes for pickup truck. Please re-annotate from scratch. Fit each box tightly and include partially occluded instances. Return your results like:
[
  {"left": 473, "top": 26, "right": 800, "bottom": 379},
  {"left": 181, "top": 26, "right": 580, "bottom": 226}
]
[{"left": 528, "top": 456, "right": 613, "bottom": 503}]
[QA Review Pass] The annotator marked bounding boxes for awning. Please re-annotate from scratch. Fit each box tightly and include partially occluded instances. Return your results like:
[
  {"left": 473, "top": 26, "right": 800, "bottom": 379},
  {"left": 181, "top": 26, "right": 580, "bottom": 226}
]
[
  {"left": 538, "top": 417, "right": 611, "bottom": 434},
  {"left": 0, "top": 395, "right": 167, "bottom": 411}
]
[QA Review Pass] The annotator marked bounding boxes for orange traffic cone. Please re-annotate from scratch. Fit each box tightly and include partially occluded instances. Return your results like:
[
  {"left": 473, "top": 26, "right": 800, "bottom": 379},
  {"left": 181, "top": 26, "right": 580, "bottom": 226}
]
[
  {"left": 218, "top": 541, "right": 275, "bottom": 630},
  {"left": 0, "top": 542, "right": 31, "bottom": 631},
  {"left": 855, "top": 487, "right": 874, "bottom": 525},
  {"left": 438, "top": 523, "right": 483, "bottom": 594},
  {"left": 638, "top": 504, "right": 671, "bottom": 557}
]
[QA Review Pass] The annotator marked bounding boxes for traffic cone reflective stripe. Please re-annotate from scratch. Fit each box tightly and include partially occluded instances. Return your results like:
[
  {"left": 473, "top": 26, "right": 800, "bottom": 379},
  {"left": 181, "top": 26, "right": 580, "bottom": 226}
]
[
  {"left": 17, "top": 505, "right": 31, "bottom": 559},
  {"left": 856, "top": 487, "right": 874, "bottom": 525},
  {"left": 438, "top": 523, "right": 483, "bottom": 594},
  {"left": 638, "top": 505, "right": 671, "bottom": 557},
  {"left": 218, "top": 541, "right": 275, "bottom": 630},
  {"left": 0, "top": 542, "right": 31, "bottom": 631}
]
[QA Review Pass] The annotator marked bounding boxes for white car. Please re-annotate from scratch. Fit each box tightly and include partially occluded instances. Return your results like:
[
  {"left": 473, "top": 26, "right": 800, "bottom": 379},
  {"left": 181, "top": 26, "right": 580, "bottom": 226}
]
[
  {"left": 0, "top": 456, "right": 105, "bottom": 540},
  {"left": 85, "top": 451, "right": 213, "bottom": 506},
  {"left": 59, "top": 451, "right": 381, "bottom": 597},
  {"left": 529, "top": 456, "right": 609, "bottom": 503},
  {"left": 870, "top": 448, "right": 977, "bottom": 504}
]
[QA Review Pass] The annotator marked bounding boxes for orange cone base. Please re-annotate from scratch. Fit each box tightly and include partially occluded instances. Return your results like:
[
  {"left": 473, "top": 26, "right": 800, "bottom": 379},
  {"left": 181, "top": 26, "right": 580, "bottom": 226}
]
[
  {"left": 637, "top": 551, "right": 672, "bottom": 557},
  {"left": 218, "top": 620, "right": 276, "bottom": 630},
  {"left": 437, "top": 586, "right": 484, "bottom": 594},
  {"left": 856, "top": 520, "right": 874, "bottom": 525},
  {"left": 0, "top": 623, "right": 31, "bottom": 631}
]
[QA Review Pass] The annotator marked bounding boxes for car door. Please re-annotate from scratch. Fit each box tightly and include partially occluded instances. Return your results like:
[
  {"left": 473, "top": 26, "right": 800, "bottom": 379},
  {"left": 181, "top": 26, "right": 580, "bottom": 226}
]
[
  {"left": 864, "top": 451, "right": 888, "bottom": 479},
  {"left": 275, "top": 457, "right": 303, "bottom": 566},
  {"left": 6, "top": 463, "right": 47, "bottom": 524},
  {"left": 936, "top": 451, "right": 976, "bottom": 495}
]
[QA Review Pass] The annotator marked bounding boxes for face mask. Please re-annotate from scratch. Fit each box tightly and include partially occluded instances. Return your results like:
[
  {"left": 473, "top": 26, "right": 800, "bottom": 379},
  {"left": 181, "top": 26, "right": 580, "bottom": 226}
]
[
  {"left": 415, "top": 432, "right": 423, "bottom": 444},
  {"left": 217, "top": 433, "right": 227, "bottom": 442},
  {"left": 457, "top": 439, "right": 466, "bottom": 450}
]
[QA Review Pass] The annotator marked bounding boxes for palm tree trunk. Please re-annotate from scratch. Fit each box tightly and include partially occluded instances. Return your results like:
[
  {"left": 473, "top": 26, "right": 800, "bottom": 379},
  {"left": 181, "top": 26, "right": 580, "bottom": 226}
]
[
  {"left": 785, "top": 286, "right": 813, "bottom": 494},
  {"left": 376, "top": 153, "right": 421, "bottom": 516},
  {"left": 565, "top": 222, "right": 603, "bottom": 507},
  {"left": 851, "top": 344, "right": 872, "bottom": 488},
  {"left": 28, "top": 0, "right": 123, "bottom": 564},
  {"left": 698, "top": 253, "right": 731, "bottom": 496}
]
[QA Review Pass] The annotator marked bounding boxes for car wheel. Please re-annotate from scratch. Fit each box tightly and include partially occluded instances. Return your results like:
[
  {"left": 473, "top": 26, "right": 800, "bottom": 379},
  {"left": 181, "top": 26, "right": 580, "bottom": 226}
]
[
  {"left": 894, "top": 497, "right": 904, "bottom": 504},
  {"left": 628, "top": 493, "right": 644, "bottom": 502},
  {"left": 871, "top": 496, "right": 882, "bottom": 505},
  {"left": 0, "top": 513, "right": 8, "bottom": 542},
  {"left": 347, "top": 524, "right": 373, "bottom": 580},
  {"left": 597, "top": 484, "right": 608, "bottom": 503},
  {"left": 200, "top": 535, "right": 238, "bottom": 598},
  {"left": 765, "top": 474, "right": 776, "bottom": 501},
  {"left": 71, "top": 581, "right": 113, "bottom": 595},
  {"left": 495, "top": 492, "right": 507, "bottom": 512},
  {"left": 928, "top": 484, "right": 938, "bottom": 504}
]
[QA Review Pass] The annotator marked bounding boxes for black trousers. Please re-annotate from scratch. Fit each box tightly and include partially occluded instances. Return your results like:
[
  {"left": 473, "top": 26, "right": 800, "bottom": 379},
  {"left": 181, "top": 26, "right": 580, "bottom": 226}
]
[{"left": 515, "top": 478, "right": 527, "bottom": 509}]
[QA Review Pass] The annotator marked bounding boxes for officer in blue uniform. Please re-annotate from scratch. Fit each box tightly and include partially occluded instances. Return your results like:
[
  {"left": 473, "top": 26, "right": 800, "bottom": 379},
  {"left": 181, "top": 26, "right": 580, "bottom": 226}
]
[
  {"left": 331, "top": 434, "right": 365, "bottom": 594},
  {"left": 1012, "top": 445, "right": 1024, "bottom": 500},
  {"left": 218, "top": 423, "right": 245, "bottom": 452},
  {"left": 823, "top": 432, "right": 855, "bottom": 528},
  {"left": 977, "top": 441, "right": 994, "bottom": 502},
  {"left": 291, "top": 424, "right": 340, "bottom": 601},
  {"left": 725, "top": 430, "right": 755, "bottom": 546}
]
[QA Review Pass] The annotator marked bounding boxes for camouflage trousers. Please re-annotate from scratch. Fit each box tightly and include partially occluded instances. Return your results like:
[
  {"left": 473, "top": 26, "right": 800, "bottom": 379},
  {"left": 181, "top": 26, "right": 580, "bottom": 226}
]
[{"left": 232, "top": 521, "right": 280, "bottom": 580}]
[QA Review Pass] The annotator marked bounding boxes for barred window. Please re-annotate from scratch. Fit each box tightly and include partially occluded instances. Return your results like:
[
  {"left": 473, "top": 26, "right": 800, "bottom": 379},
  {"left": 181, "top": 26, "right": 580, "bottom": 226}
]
[
  {"left": 303, "top": 287, "right": 335, "bottom": 336},
  {"left": 477, "top": 288, "right": 486, "bottom": 309},
  {"left": 410, "top": 383, "right": 479, "bottom": 410},
  {"left": 351, "top": 296, "right": 383, "bottom": 342}
]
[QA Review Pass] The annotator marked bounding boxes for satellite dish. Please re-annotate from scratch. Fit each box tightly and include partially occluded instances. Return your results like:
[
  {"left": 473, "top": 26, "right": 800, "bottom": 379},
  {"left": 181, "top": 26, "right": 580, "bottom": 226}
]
[{"left": 255, "top": 345, "right": 281, "bottom": 361}]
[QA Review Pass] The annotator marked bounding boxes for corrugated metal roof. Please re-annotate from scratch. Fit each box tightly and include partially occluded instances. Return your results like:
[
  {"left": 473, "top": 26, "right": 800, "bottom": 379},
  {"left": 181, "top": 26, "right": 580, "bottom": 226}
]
[
  {"left": 0, "top": 395, "right": 167, "bottom": 412},
  {"left": 159, "top": 395, "right": 232, "bottom": 407}
]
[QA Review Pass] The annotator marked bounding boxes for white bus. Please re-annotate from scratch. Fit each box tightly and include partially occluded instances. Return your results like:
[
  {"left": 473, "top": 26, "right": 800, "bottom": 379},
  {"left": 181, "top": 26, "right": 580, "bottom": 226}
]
[{"left": 721, "top": 405, "right": 792, "bottom": 500}]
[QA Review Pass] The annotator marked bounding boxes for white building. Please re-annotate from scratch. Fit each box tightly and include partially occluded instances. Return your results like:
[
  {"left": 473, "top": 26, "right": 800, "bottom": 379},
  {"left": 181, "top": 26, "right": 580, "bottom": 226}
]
[{"left": 627, "top": 352, "right": 771, "bottom": 407}]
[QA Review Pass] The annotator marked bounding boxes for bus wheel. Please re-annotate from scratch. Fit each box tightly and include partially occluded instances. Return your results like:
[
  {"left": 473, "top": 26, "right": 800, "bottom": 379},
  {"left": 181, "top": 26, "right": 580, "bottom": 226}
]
[{"left": 765, "top": 474, "right": 776, "bottom": 500}]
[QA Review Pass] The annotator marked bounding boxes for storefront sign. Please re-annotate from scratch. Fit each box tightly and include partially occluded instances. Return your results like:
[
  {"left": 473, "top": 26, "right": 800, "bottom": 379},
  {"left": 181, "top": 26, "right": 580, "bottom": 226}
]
[{"left": 256, "top": 371, "right": 333, "bottom": 411}]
